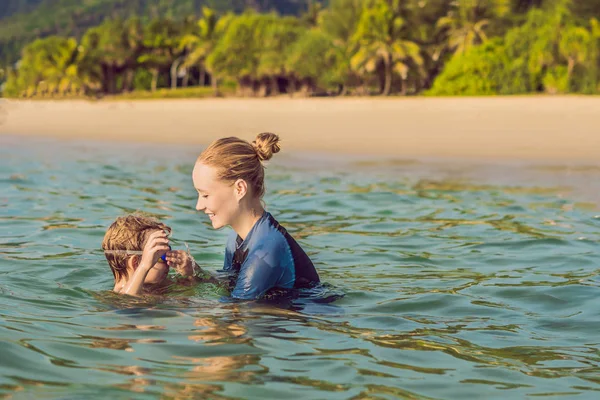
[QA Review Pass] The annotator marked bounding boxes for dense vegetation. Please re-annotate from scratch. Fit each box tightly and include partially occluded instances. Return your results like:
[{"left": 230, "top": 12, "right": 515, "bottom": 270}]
[
  {"left": 1, "top": 0, "right": 599, "bottom": 98},
  {"left": 0, "top": 0, "right": 313, "bottom": 67}
]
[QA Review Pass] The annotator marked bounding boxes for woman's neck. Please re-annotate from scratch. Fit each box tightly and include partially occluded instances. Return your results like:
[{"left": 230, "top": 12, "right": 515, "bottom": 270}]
[{"left": 233, "top": 201, "right": 265, "bottom": 240}]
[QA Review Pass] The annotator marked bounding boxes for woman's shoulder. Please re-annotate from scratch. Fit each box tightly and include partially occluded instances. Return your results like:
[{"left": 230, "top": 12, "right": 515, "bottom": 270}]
[
  {"left": 248, "top": 214, "right": 291, "bottom": 253},
  {"left": 255, "top": 212, "right": 290, "bottom": 241}
]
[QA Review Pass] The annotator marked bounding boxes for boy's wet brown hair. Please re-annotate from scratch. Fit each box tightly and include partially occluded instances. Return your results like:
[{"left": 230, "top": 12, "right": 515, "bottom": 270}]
[{"left": 101, "top": 214, "right": 171, "bottom": 282}]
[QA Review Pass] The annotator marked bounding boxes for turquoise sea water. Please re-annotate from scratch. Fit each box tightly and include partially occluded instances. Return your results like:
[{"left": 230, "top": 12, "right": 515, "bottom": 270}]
[{"left": 1, "top": 136, "right": 600, "bottom": 399}]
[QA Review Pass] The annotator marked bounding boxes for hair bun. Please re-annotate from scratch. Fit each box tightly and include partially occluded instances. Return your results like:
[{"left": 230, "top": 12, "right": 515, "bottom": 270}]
[{"left": 252, "top": 132, "right": 280, "bottom": 161}]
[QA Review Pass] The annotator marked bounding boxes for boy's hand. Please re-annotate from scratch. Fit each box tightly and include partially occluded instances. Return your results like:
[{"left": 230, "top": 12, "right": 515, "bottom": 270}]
[
  {"left": 165, "top": 250, "right": 195, "bottom": 277},
  {"left": 139, "top": 230, "right": 170, "bottom": 270}
]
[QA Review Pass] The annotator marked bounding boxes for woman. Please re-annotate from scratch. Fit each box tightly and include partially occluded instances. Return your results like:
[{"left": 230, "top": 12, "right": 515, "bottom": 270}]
[{"left": 192, "top": 133, "right": 320, "bottom": 300}]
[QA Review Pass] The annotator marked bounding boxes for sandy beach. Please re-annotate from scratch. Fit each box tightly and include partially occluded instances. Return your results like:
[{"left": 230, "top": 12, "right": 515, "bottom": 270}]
[{"left": 1, "top": 96, "right": 599, "bottom": 163}]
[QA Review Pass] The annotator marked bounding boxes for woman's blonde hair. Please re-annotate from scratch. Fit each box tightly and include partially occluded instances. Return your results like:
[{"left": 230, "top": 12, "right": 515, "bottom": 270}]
[
  {"left": 101, "top": 214, "right": 171, "bottom": 282},
  {"left": 196, "top": 132, "right": 281, "bottom": 198}
]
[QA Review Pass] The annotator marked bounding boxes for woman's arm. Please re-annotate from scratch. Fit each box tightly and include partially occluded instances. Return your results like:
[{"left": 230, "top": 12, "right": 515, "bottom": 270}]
[{"left": 231, "top": 254, "right": 285, "bottom": 300}]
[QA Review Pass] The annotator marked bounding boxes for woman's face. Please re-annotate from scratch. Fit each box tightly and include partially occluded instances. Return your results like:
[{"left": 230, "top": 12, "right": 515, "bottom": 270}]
[{"left": 192, "top": 162, "right": 239, "bottom": 230}]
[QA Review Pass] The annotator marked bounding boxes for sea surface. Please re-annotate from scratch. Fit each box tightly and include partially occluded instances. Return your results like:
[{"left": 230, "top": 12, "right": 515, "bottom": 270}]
[{"left": 1, "top": 136, "right": 599, "bottom": 399}]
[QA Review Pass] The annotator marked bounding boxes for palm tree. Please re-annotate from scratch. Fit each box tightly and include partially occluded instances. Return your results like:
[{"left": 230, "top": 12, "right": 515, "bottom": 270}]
[
  {"left": 318, "top": 0, "right": 364, "bottom": 95},
  {"left": 559, "top": 25, "right": 591, "bottom": 82},
  {"left": 589, "top": 18, "right": 600, "bottom": 92},
  {"left": 15, "top": 36, "right": 79, "bottom": 96},
  {"left": 178, "top": 7, "right": 232, "bottom": 91},
  {"left": 286, "top": 29, "right": 342, "bottom": 95},
  {"left": 301, "top": 0, "right": 323, "bottom": 27},
  {"left": 351, "top": 0, "right": 424, "bottom": 95},
  {"left": 258, "top": 16, "right": 306, "bottom": 95},
  {"left": 138, "top": 18, "right": 183, "bottom": 92},
  {"left": 436, "top": 0, "right": 491, "bottom": 56},
  {"left": 121, "top": 17, "right": 144, "bottom": 92},
  {"left": 206, "top": 13, "right": 266, "bottom": 96},
  {"left": 77, "top": 19, "right": 138, "bottom": 94}
]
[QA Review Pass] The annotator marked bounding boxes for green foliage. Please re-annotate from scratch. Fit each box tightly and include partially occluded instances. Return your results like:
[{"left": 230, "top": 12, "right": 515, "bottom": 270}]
[
  {"left": 0, "top": 0, "right": 323, "bottom": 68},
  {"left": 106, "top": 85, "right": 235, "bottom": 100},
  {"left": 2, "top": 0, "right": 600, "bottom": 98},
  {"left": 427, "top": 38, "right": 508, "bottom": 95},
  {"left": 258, "top": 16, "right": 306, "bottom": 77},
  {"left": 350, "top": 0, "right": 424, "bottom": 95},
  {"left": 542, "top": 65, "right": 569, "bottom": 93},
  {"left": 3, "top": 36, "right": 80, "bottom": 97},
  {"left": 206, "top": 13, "right": 266, "bottom": 81},
  {"left": 429, "top": 0, "right": 599, "bottom": 95},
  {"left": 287, "top": 29, "right": 343, "bottom": 88}
]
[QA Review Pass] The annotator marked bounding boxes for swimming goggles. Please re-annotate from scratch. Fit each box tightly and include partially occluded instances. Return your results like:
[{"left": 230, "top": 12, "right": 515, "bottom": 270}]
[{"left": 103, "top": 246, "right": 171, "bottom": 262}]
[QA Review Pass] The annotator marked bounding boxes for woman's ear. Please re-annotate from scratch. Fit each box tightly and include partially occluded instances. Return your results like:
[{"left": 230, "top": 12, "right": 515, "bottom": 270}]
[{"left": 234, "top": 179, "right": 248, "bottom": 202}]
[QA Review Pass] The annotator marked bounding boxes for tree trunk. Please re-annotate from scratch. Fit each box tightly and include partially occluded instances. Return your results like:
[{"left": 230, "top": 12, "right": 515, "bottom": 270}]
[
  {"left": 288, "top": 77, "right": 296, "bottom": 97},
  {"left": 171, "top": 57, "right": 183, "bottom": 90},
  {"left": 124, "top": 70, "right": 134, "bottom": 92},
  {"left": 182, "top": 71, "right": 189, "bottom": 87},
  {"left": 400, "top": 79, "right": 407, "bottom": 96},
  {"left": 338, "top": 84, "right": 347, "bottom": 96},
  {"left": 271, "top": 76, "right": 279, "bottom": 96},
  {"left": 101, "top": 65, "right": 113, "bottom": 94},
  {"left": 567, "top": 58, "right": 575, "bottom": 80},
  {"left": 199, "top": 66, "right": 206, "bottom": 87},
  {"left": 100, "top": 65, "right": 108, "bottom": 94},
  {"left": 382, "top": 57, "right": 392, "bottom": 96},
  {"left": 106, "top": 67, "right": 117, "bottom": 94},
  {"left": 212, "top": 76, "right": 219, "bottom": 96},
  {"left": 258, "top": 80, "right": 268, "bottom": 97},
  {"left": 151, "top": 69, "right": 159, "bottom": 92}
]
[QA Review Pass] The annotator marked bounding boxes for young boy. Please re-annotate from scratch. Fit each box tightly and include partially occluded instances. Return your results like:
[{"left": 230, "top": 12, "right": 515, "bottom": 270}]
[{"left": 102, "top": 214, "right": 199, "bottom": 296}]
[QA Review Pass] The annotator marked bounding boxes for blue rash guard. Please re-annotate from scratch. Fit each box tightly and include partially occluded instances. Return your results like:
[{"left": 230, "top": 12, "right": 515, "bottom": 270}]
[{"left": 223, "top": 212, "right": 320, "bottom": 300}]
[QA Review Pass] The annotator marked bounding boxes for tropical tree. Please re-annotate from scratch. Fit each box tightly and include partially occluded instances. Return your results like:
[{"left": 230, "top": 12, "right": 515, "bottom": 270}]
[
  {"left": 179, "top": 8, "right": 234, "bottom": 92},
  {"left": 318, "top": 0, "right": 364, "bottom": 94},
  {"left": 207, "top": 13, "right": 268, "bottom": 95},
  {"left": 7, "top": 36, "right": 79, "bottom": 96},
  {"left": 301, "top": 0, "right": 324, "bottom": 27},
  {"left": 427, "top": 38, "right": 508, "bottom": 95},
  {"left": 178, "top": 8, "right": 216, "bottom": 87},
  {"left": 77, "top": 18, "right": 143, "bottom": 94},
  {"left": 286, "top": 29, "right": 343, "bottom": 94},
  {"left": 436, "top": 0, "right": 492, "bottom": 56},
  {"left": 559, "top": 25, "right": 591, "bottom": 81},
  {"left": 138, "top": 17, "right": 184, "bottom": 91},
  {"left": 588, "top": 18, "right": 600, "bottom": 92},
  {"left": 258, "top": 16, "right": 306, "bottom": 95},
  {"left": 429, "top": 0, "right": 598, "bottom": 95},
  {"left": 351, "top": 0, "right": 424, "bottom": 95}
]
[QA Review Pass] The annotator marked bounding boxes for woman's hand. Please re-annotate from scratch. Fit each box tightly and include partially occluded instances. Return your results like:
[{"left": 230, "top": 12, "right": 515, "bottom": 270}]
[{"left": 166, "top": 250, "right": 195, "bottom": 277}]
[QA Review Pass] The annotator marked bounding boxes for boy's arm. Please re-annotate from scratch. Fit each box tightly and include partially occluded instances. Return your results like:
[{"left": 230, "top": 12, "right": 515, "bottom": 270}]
[
  {"left": 120, "top": 262, "right": 154, "bottom": 296},
  {"left": 120, "top": 231, "right": 170, "bottom": 296}
]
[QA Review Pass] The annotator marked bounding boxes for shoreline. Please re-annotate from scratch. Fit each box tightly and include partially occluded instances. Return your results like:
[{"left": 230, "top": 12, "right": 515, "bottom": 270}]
[{"left": 1, "top": 96, "right": 600, "bottom": 163}]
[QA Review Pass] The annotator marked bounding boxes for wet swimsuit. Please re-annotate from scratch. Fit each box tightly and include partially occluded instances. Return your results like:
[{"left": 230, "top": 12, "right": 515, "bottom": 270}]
[{"left": 223, "top": 212, "right": 320, "bottom": 300}]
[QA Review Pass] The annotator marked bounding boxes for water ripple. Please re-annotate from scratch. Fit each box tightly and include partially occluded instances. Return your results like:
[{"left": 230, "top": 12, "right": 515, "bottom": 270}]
[{"left": 1, "top": 138, "right": 599, "bottom": 399}]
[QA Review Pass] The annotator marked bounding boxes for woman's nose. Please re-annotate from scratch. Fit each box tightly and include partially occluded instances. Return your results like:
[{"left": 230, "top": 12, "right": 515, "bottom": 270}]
[{"left": 196, "top": 197, "right": 205, "bottom": 211}]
